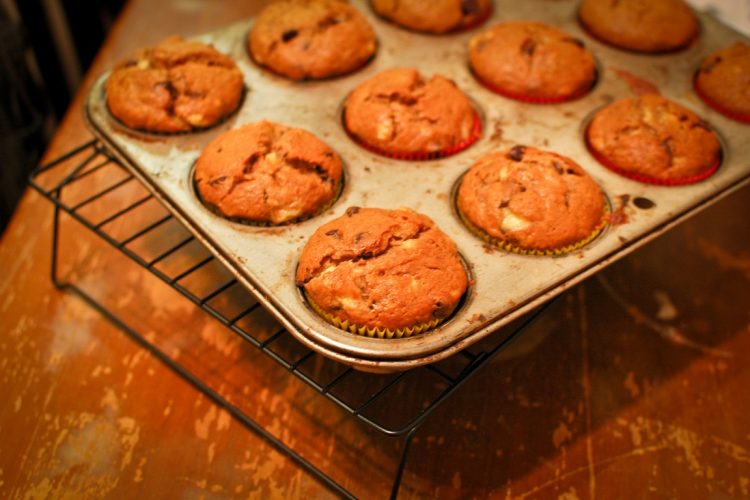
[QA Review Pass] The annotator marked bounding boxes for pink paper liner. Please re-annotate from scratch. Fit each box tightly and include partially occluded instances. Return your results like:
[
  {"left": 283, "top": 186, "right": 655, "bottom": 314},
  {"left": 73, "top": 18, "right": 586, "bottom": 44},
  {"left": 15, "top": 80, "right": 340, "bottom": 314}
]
[
  {"left": 694, "top": 72, "right": 750, "bottom": 125},
  {"left": 585, "top": 125, "right": 721, "bottom": 186}
]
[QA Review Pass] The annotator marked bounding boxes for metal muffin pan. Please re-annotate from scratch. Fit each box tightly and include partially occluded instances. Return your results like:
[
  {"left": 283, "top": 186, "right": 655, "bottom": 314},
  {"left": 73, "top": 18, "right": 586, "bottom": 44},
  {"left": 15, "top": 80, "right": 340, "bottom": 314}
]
[{"left": 85, "top": 0, "right": 750, "bottom": 372}]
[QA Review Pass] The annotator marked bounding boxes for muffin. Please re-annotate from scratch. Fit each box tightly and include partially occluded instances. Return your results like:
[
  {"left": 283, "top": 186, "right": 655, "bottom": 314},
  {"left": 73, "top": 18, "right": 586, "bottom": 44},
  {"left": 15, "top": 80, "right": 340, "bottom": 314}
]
[
  {"left": 194, "top": 121, "right": 343, "bottom": 225},
  {"left": 106, "top": 36, "right": 244, "bottom": 133},
  {"left": 372, "top": 0, "right": 491, "bottom": 34},
  {"left": 586, "top": 94, "right": 722, "bottom": 185},
  {"left": 248, "top": 0, "right": 377, "bottom": 80},
  {"left": 469, "top": 21, "right": 597, "bottom": 103},
  {"left": 343, "top": 68, "right": 481, "bottom": 159},
  {"left": 579, "top": 0, "right": 698, "bottom": 53},
  {"left": 694, "top": 42, "right": 750, "bottom": 124},
  {"left": 296, "top": 207, "right": 468, "bottom": 338},
  {"left": 457, "top": 146, "right": 607, "bottom": 255}
]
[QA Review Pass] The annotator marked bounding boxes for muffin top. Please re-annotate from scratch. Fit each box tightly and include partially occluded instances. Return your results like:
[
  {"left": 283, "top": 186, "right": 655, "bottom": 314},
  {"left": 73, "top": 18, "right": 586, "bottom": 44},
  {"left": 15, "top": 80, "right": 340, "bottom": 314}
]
[
  {"left": 695, "top": 42, "right": 750, "bottom": 122},
  {"left": 587, "top": 94, "right": 721, "bottom": 183},
  {"left": 457, "top": 146, "right": 606, "bottom": 252},
  {"left": 106, "top": 36, "right": 244, "bottom": 133},
  {"left": 249, "top": 0, "right": 377, "bottom": 80},
  {"left": 469, "top": 21, "right": 596, "bottom": 102},
  {"left": 344, "top": 68, "right": 479, "bottom": 157},
  {"left": 579, "top": 0, "right": 698, "bottom": 53},
  {"left": 194, "top": 121, "right": 343, "bottom": 225},
  {"left": 296, "top": 207, "right": 468, "bottom": 332},
  {"left": 372, "top": 0, "right": 491, "bottom": 33}
]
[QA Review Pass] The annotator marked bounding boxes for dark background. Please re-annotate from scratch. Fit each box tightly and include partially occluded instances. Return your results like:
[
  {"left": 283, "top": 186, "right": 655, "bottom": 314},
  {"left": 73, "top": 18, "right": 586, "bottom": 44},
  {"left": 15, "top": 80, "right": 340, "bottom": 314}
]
[{"left": 0, "top": 0, "right": 125, "bottom": 233}]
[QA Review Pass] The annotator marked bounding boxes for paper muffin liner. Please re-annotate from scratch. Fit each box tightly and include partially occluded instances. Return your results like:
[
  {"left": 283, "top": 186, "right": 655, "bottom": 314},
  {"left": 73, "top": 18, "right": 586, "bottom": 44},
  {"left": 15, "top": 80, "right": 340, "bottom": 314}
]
[
  {"left": 457, "top": 203, "right": 609, "bottom": 256},
  {"left": 305, "top": 292, "right": 445, "bottom": 339},
  {"left": 473, "top": 71, "right": 595, "bottom": 105},
  {"left": 345, "top": 111, "right": 482, "bottom": 161},
  {"left": 584, "top": 127, "right": 721, "bottom": 186},
  {"left": 693, "top": 72, "right": 750, "bottom": 125}
]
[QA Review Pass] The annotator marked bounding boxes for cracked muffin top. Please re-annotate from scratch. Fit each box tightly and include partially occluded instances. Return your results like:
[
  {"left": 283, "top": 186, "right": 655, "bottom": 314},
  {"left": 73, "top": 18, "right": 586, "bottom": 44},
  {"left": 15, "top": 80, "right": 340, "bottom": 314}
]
[
  {"left": 106, "top": 36, "right": 244, "bottom": 133},
  {"left": 194, "top": 121, "right": 343, "bottom": 225},
  {"left": 296, "top": 207, "right": 468, "bottom": 334},
  {"left": 372, "top": 0, "right": 491, "bottom": 34},
  {"left": 343, "top": 68, "right": 479, "bottom": 157},
  {"left": 695, "top": 42, "right": 750, "bottom": 123},
  {"left": 586, "top": 94, "right": 721, "bottom": 183},
  {"left": 469, "top": 21, "right": 596, "bottom": 103},
  {"left": 457, "top": 146, "right": 606, "bottom": 253},
  {"left": 579, "top": 0, "right": 698, "bottom": 53},
  {"left": 248, "top": 0, "right": 377, "bottom": 80}
]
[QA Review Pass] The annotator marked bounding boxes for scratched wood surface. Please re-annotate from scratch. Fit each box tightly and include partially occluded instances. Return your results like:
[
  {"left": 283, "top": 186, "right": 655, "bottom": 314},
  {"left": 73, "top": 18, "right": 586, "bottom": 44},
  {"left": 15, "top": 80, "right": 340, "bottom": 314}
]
[{"left": 1, "top": 1, "right": 750, "bottom": 498}]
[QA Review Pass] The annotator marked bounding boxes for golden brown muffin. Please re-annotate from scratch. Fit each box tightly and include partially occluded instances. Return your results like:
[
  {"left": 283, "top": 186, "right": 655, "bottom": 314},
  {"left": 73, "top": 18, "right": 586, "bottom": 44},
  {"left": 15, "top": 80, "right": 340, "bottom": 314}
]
[
  {"left": 695, "top": 42, "right": 750, "bottom": 123},
  {"left": 248, "top": 0, "right": 377, "bottom": 80},
  {"left": 469, "top": 21, "right": 596, "bottom": 103},
  {"left": 296, "top": 207, "right": 468, "bottom": 337},
  {"left": 457, "top": 146, "right": 607, "bottom": 254},
  {"left": 586, "top": 94, "right": 722, "bottom": 184},
  {"left": 106, "top": 36, "right": 244, "bottom": 133},
  {"left": 372, "top": 0, "right": 491, "bottom": 34},
  {"left": 194, "top": 121, "right": 343, "bottom": 225},
  {"left": 343, "top": 68, "right": 480, "bottom": 159},
  {"left": 579, "top": 0, "right": 698, "bottom": 53}
]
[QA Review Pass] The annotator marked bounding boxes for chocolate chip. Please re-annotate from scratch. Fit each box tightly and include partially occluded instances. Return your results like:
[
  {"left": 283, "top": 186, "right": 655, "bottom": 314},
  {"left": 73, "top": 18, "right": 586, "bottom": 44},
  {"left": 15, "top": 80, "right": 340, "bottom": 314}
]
[
  {"left": 567, "top": 37, "right": 585, "bottom": 48},
  {"left": 461, "top": 0, "right": 481, "bottom": 15},
  {"left": 360, "top": 251, "right": 373, "bottom": 260},
  {"left": 499, "top": 200, "right": 510, "bottom": 208},
  {"left": 281, "top": 29, "right": 299, "bottom": 42},
  {"left": 633, "top": 197, "right": 655, "bottom": 209},
  {"left": 325, "top": 229, "right": 342, "bottom": 238},
  {"left": 521, "top": 38, "right": 536, "bottom": 57},
  {"left": 346, "top": 206, "right": 361, "bottom": 217},
  {"left": 507, "top": 145, "right": 526, "bottom": 162},
  {"left": 552, "top": 161, "right": 564, "bottom": 174},
  {"left": 432, "top": 301, "right": 451, "bottom": 319}
]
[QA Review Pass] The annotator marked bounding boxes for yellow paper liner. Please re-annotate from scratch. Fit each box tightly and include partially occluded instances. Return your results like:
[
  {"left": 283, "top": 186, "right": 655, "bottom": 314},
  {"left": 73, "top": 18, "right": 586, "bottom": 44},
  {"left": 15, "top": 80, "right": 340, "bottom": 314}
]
[
  {"left": 305, "top": 293, "right": 445, "bottom": 339},
  {"left": 457, "top": 204, "right": 610, "bottom": 256}
]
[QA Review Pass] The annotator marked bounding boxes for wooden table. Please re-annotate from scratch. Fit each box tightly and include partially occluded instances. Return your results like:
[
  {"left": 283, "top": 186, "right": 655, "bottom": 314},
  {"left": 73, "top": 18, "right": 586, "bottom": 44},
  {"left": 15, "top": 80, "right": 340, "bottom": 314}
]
[{"left": 2, "top": 1, "right": 749, "bottom": 498}]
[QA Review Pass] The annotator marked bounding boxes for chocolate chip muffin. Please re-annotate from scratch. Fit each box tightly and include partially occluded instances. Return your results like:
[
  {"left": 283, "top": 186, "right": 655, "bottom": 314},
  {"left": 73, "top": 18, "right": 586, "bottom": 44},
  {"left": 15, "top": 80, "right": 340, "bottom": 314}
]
[
  {"left": 372, "top": 0, "right": 491, "bottom": 34},
  {"left": 249, "top": 0, "right": 377, "bottom": 80},
  {"left": 194, "top": 121, "right": 343, "bottom": 225},
  {"left": 343, "top": 68, "right": 481, "bottom": 159},
  {"left": 579, "top": 0, "right": 698, "bottom": 53},
  {"left": 469, "top": 21, "right": 597, "bottom": 103},
  {"left": 695, "top": 42, "right": 750, "bottom": 123},
  {"left": 106, "top": 36, "right": 244, "bottom": 133},
  {"left": 296, "top": 207, "right": 468, "bottom": 338},
  {"left": 457, "top": 146, "right": 607, "bottom": 254},
  {"left": 586, "top": 94, "right": 722, "bottom": 185}
]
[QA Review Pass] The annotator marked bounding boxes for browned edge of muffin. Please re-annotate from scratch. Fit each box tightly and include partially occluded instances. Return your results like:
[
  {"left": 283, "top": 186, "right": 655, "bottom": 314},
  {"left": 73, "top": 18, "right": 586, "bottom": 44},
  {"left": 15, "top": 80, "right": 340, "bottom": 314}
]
[
  {"left": 189, "top": 156, "right": 347, "bottom": 227},
  {"left": 368, "top": 0, "right": 494, "bottom": 35}
]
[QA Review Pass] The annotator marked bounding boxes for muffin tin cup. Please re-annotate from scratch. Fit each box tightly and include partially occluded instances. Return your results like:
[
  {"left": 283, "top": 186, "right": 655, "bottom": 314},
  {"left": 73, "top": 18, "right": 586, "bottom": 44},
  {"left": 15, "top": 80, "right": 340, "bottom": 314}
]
[{"left": 83, "top": 2, "right": 750, "bottom": 372}]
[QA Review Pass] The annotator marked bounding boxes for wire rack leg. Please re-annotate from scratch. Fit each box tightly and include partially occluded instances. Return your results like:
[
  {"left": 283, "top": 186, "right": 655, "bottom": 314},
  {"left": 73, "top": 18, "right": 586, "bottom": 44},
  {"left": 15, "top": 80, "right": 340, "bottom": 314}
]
[
  {"left": 390, "top": 426, "right": 420, "bottom": 499},
  {"left": 47, "top": 204, "right": 357, "bottom": 500}
]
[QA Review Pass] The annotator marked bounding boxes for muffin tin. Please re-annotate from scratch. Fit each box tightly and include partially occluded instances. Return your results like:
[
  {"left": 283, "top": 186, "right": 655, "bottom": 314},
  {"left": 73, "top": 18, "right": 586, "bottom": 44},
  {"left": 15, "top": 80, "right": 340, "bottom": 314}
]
[{"left": 84, "top": 0, "right": 750, "bottom": 372}]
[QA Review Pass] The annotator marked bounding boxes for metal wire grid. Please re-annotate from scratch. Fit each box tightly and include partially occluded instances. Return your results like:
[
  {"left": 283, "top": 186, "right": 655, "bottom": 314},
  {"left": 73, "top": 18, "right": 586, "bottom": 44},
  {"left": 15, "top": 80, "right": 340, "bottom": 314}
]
[{"left": 29, "top": 140, "right": 552, "bottom": 498}]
